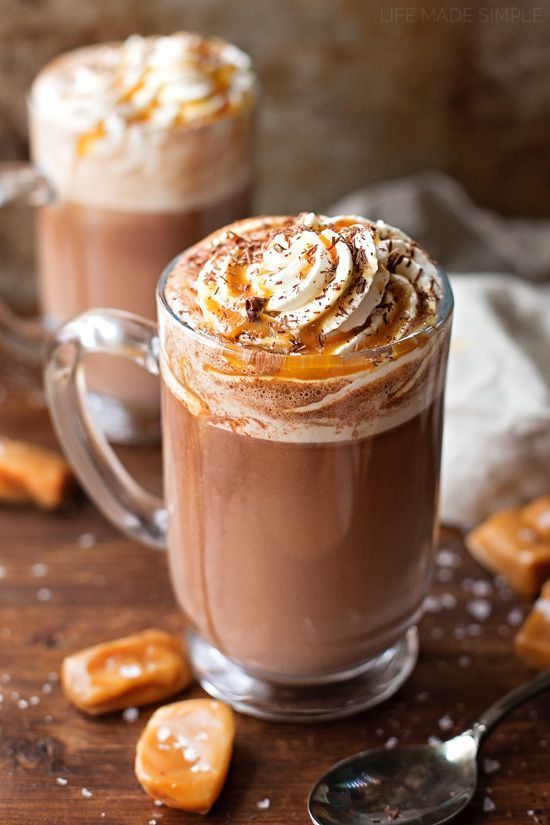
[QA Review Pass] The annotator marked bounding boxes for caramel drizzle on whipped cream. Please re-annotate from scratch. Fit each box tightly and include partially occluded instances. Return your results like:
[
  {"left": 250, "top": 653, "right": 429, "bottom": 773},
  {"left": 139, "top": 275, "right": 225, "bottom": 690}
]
[
  {"left": 36, "top": 33, "right": 255, "bottom": 156},
  {"left": 190, "top": 213, "right": 442, "bottom": 355}
]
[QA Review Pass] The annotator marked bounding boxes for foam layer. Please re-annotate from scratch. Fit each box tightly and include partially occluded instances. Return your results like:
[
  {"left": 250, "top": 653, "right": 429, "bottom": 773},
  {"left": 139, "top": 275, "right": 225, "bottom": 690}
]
[
  {"left": 160, "top": 214, "right": 452, "bottom": 443},
  {"left": 29, "top": 35, "right": 256, "bottom": 210}
]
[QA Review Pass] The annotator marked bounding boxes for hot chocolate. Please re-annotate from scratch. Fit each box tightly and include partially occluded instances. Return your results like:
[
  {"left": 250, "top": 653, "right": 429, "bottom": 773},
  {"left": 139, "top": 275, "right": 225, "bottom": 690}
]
[
  {"left": 160, "top": 213, "right": 451, "bottom": 680},
  {"left": 44, "top": 210, "right": 453, "bottom": 718},
  {"left": 30, "top": 33, "right": 256, "bottom": 440}
]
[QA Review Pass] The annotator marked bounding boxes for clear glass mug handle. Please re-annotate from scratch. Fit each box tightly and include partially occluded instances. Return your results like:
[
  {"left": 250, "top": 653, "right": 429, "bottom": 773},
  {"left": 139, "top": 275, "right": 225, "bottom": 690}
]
[
  {"left": 44, "top": 308, "right": 168, "bottom": 548},
  {"left": 0, "top": 161, "right": 53, "bottom": 362}
]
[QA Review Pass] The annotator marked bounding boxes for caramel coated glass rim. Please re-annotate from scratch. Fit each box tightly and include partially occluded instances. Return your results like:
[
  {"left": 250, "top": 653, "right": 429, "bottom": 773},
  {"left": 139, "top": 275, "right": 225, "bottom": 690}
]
[{"left": 157, "top": 252, "right": 454, "bottom": 363}]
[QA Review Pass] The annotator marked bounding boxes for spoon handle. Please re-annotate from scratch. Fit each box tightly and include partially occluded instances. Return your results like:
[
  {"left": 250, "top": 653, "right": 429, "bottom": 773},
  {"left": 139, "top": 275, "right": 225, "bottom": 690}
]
[{"left": 471, "top": 669, "right": 550, "bottom": 745}]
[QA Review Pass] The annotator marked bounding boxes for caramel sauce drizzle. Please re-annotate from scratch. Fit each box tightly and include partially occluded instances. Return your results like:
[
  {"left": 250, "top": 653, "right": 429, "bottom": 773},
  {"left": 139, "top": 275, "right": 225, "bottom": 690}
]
[{"left": 75, "top": 46, "right": 251, "bottom": 157}]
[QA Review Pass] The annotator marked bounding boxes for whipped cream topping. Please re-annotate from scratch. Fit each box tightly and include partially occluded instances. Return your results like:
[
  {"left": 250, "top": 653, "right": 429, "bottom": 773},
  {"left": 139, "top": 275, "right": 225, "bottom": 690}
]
[
  {"left": 174, "top": 213, "right": 442, "bottom": 354},
  {"left": 31, "top": 33, "right": 255, "bottom": 140}
]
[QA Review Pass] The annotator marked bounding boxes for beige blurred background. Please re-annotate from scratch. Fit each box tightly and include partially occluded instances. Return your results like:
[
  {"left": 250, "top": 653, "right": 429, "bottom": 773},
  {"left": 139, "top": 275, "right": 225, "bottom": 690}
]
[{"left": 1, "top": 0, "right": 550, "bottom": 304}]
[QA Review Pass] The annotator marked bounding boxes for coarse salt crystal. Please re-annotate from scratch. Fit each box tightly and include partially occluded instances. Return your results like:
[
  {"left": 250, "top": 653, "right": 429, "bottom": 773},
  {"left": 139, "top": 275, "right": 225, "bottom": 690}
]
[
  {"left": 437, "top": 549, "right": 460, "bottom": 567},
  {"left": 119, "top": 664, "right": 141, "bottom": 679},
  {"left": 483, "top": 758, "right": 500, "bottom": 775},
  {"left": 17, "top": 699, "right": 29, "bottom": 709},
  {"left": 471, "top": 580, "right": 492, "bottom": 597},
  {"left": 438, "top": 715, "right": 454, "bottom": 732},
  {"left": 157, "top": 725, "right": 171, "bottom": 742},
  {"left": 37, "top": 588, "right": 52, "bottom": 602},
  {"left": 78, "top": 533, "right": 96, "bottom": 548},
  {"left": 466, "top": 599, "right": 492, "bottom": 621},
  {"left": 483, "top": 796, "right": 496, "bottom": 812},
  {"left": 257, "top": 798, "right": 270, "bottom": 810},
  {"left": 81, "top": 787, "right": 93, "bottom": 798},
  {"left": 507, "top": 608, "right": 524, "bottom": 626},
  {"left": 436, "top": 568, "right": 454, "bottom": 583},
  {"left": 31, "top": 563, "right": 48, "bottom": 578},
  {"left": 384, "top": 737, "right": 398, "bottom": 749},
  {"left": 428, "top": 735, "right": 442, "bottom": 746},
  {"left": 56, "top": 777, "right": 68, "bottom": 786},
  {"left": 423, "top": 595, "right": 442, "bottom": 613},
  {"left": 122, "top": 707, "right": 139, "bottom": 723}
]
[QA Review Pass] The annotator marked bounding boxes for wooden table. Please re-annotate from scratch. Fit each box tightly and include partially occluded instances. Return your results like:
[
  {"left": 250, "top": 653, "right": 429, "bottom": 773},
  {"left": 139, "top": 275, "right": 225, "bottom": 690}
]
[{"left": 0, "top": 360, "right": 548, "bottom": 825}]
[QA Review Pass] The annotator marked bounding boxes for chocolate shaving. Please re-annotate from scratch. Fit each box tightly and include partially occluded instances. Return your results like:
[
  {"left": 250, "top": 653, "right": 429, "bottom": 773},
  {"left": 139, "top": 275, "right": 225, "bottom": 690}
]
[{"left": 245, "top": 296, "right": 264, "bottom": 321}]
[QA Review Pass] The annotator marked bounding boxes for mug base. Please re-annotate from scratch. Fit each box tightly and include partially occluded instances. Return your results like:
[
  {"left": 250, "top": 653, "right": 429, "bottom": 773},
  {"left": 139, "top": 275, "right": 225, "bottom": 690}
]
[
  {"left": 187, "top": 627, "right": 418, "bottom": 722},
  {"left": 87, "top": 391, "right": 160, "bottom": 446}
]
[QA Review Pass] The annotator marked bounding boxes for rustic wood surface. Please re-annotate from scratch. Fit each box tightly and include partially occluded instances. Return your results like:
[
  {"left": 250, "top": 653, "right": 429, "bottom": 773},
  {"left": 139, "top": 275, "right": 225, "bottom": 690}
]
[{"left": 0, "top": 360, "right": 549, "bottom": 825}]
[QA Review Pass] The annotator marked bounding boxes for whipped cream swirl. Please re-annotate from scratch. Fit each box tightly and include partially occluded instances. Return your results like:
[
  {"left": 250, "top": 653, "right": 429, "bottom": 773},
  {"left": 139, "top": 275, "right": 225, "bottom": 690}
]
[
  {"left": 31, "top": 33, "right": 255, "bottom": 137},
  {"left": 195, "top": 213, "right": 442, "bottom": 354}
]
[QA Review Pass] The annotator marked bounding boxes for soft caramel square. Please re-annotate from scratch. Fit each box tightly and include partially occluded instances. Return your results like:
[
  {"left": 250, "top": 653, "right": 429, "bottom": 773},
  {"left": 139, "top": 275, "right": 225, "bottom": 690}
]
[
  {"left": 135, "top": 698, "right": 236, "bottom": 813},
  {"left": 0, "top": 438, "right": 73, "bottom": 510},
  {"left": 522, "top": 496, "right": 550, "bottom": 541},
  {"left": 466, "top": 498, "right": 550, "bottom": 597},
  {"left": 61, "top": 629, "right": 192, "bottom": 715},
  {"left": 515, "top": 580, "right": 550, "bottom": 670}
]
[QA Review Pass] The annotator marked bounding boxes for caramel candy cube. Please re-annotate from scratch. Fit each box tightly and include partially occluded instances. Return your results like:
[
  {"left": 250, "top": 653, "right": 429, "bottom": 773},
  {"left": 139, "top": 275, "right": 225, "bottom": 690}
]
[
  {"left": 515, "top": 580, "right": 550, "bottom": 670},
  {"left": 61, "top": 629, "right": 192, "bottom": 715},
  {"left": 0, "top": 472, "right": 30, "bottom": 504},
  {"left": 0, "top": 438, "right": 73, "bottom": 510},
  {"left": 135, "top": 698, "right": 235, "bottom": 813},
  {"left": 521, "top": 495, "right": 550, "bottom": 541},
  {"left": 466, "top": 504, "right": 550, "bottom": 597}
]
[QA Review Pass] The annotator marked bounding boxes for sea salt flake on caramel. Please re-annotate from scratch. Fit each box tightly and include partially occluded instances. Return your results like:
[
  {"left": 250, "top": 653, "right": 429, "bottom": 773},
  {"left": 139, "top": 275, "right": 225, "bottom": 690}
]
[
  {"left": 135, "top": 698, "right": 235, "bottom": 813},
  {"left": 515, "top": 580, "right": 550, "bottom": 670},
  {"left": 61, "top": 629, "right": 191, "bottom": 715},
  {"left": 466, "top": 500, "right": 550, "bottom": 597},
  {"left": 0, "top": 438, "right": 73, "bottom": 510}
]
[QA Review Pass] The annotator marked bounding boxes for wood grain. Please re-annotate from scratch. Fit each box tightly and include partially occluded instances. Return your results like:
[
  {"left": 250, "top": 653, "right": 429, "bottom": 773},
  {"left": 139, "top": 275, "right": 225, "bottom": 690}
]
[{"left": 0, "top": 363, "right": 548, "bottom": 825}]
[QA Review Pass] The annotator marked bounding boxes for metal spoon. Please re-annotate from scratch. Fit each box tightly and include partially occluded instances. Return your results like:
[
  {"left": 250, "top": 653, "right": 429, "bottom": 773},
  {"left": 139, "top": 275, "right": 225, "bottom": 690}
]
[{"left": 308, "top": 669, "right": 550, "bottom": 825}]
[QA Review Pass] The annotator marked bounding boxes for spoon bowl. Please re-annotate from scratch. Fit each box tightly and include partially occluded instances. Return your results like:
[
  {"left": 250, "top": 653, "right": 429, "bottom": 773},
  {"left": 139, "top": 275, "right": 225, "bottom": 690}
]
[
  {"left": 308, "top": 733, "right": 477, "bottom": 825},
  {"left": 308, "top": 670, "right": 550, "bottom": 825}
]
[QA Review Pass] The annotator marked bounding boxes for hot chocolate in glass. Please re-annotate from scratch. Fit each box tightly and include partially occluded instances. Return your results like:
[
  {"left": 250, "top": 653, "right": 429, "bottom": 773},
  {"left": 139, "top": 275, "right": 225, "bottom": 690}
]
[
  {"left": 45, "top": 212, "right": 453, "bottom": 720},
  {"left": 27, "top": 33, "right": 255, "bottom": 441}
]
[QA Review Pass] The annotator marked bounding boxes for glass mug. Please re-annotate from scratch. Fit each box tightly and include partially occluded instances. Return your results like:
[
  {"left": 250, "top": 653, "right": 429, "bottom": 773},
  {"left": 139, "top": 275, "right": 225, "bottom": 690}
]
[
  {"left": 0, "top": 39, "right": 256, "bottom": 444},
  {"left": 45, "top": 257, "right": 453, "bottom": 721}
]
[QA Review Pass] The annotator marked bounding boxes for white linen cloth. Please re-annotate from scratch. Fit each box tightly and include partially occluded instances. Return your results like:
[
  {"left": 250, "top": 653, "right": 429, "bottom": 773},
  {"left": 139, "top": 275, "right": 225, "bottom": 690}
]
[{"left": 331, "top": 171, "right": 550, "bottom": 527}]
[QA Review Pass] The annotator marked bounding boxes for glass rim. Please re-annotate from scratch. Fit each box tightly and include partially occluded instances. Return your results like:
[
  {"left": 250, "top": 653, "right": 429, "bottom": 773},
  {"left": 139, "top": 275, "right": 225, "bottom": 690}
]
[{"left": 156, "top": 251, "right": 454, "bottom": 364}]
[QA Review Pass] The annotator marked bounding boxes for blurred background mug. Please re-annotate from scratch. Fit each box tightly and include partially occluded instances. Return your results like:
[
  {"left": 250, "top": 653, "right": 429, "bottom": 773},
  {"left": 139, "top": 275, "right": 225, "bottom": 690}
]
[{"left": 0, "top": 33, "right": 256, "bottom": 443}]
